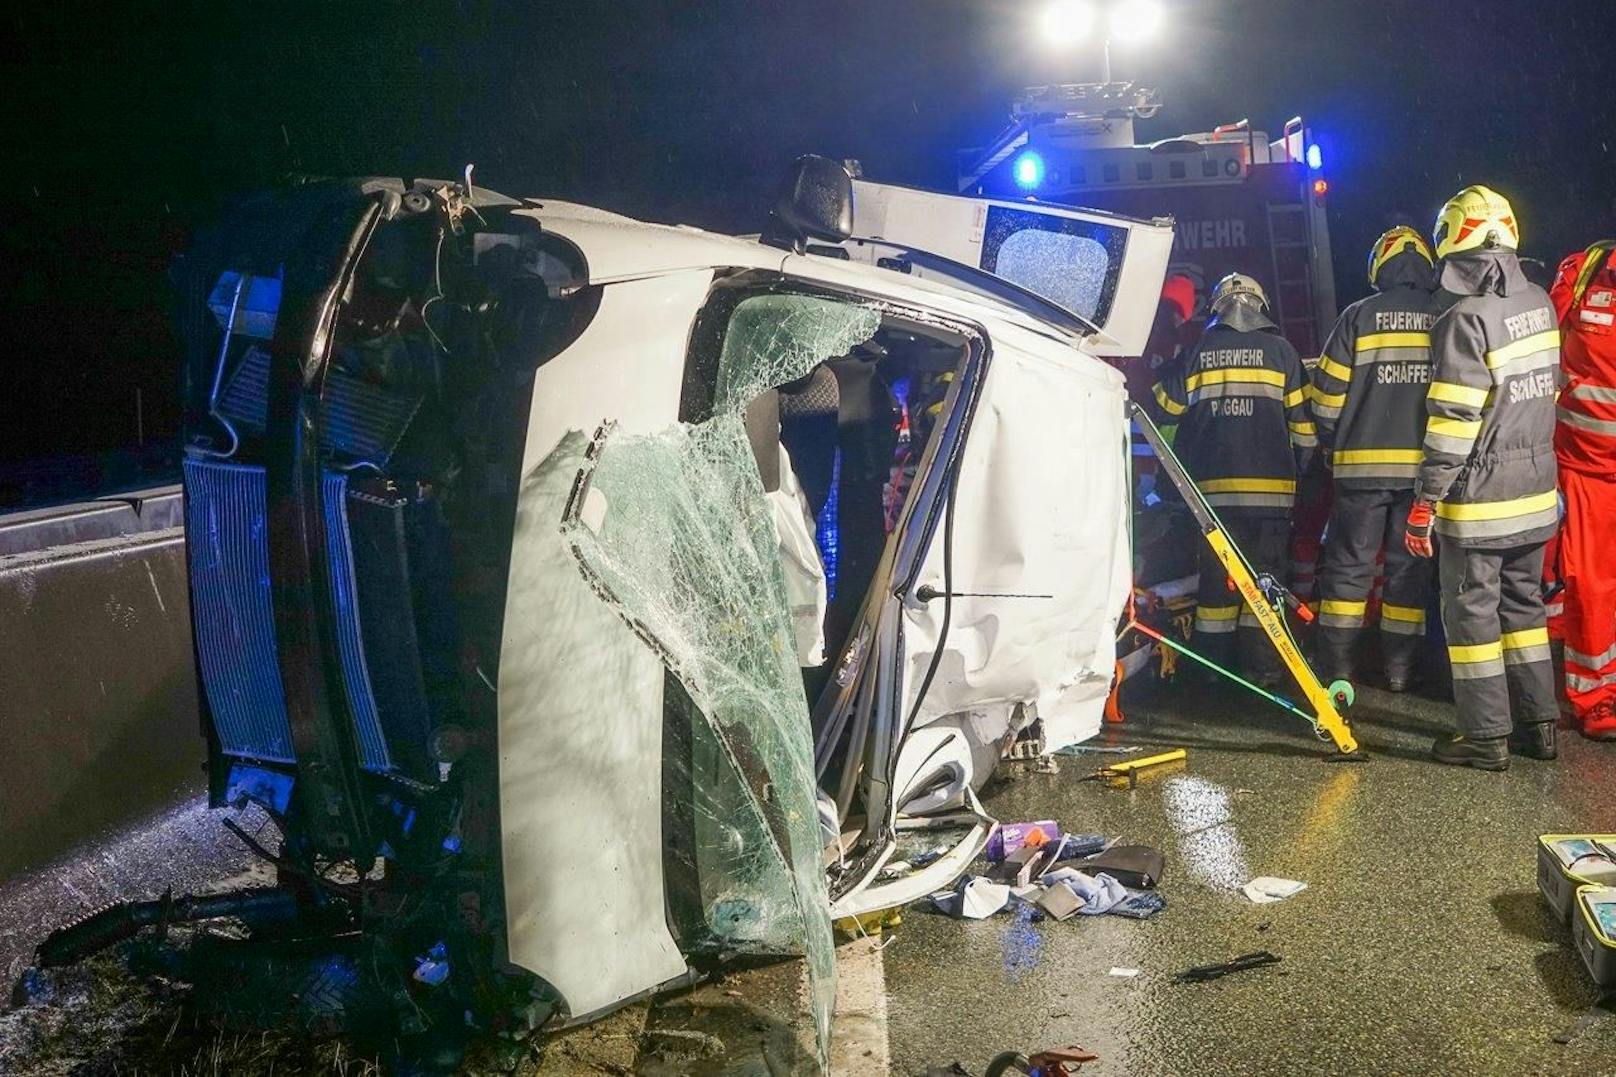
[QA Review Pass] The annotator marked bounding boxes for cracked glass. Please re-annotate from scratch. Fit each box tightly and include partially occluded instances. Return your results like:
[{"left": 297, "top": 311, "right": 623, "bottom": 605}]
[{"left": 562, "top": 293, "right": 882, "bottom": 1067}]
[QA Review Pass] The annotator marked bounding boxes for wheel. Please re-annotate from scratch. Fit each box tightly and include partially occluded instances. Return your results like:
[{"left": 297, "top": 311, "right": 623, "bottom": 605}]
[{"left": 1328, "top": 679, "right": 1355, "bottom": 710}]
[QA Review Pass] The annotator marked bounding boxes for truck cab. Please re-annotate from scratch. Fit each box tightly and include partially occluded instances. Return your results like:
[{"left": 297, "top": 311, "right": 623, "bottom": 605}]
[{"left": 959, "top": 81, "right": 1337, "bottom": 356}]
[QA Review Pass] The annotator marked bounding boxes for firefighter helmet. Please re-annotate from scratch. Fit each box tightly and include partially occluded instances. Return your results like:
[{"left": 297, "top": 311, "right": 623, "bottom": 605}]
[
  {"left": 1367, "top": 225, "right": 1434, "bottom": 285},
  {"left": 1432, "top": 185, "right": 1519, "bottom": 259},
  {"left": 1209, "top": 272, "right": 1268, "bottom": 316}
]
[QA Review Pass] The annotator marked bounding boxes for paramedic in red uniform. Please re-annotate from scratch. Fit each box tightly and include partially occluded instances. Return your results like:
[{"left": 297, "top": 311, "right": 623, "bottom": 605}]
[{"left": 1549, "top": 241, "right": 1616, "bottom": 740}]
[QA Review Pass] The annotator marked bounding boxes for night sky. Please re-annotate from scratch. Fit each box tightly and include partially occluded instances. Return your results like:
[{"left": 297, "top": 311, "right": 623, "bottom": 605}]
[{"left": 5, "top": 0, "right": 1612, "bottom": 487}]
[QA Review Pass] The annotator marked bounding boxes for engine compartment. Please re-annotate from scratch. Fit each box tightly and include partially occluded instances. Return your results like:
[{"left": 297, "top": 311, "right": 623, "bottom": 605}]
[{"left": 164, "top": 179, "right": 604, "bottom": 1043}]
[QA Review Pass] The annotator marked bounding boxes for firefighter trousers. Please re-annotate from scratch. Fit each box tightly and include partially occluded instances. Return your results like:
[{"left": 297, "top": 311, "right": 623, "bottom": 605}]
[
  {"left": 1315, "top": 487, "right": 1431, "bottom": 681},
  {"left": 1437, "top": 536, "right": 1557, "bottom": 739},
  {"left": 1558, "top": 468, "right": 1616, "bottom": 718},
  {"left": 1191, "top": 514, "right": 1290, "bottom": 680}
]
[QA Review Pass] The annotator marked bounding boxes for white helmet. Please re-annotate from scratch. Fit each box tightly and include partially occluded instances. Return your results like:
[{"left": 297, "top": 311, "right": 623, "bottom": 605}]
[{"left": 1209, "top": 272, "right": 1269, "bottom": 316}]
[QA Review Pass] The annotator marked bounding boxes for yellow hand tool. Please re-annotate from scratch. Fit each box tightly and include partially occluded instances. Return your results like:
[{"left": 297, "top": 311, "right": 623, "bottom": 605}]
[{"left": 1081, "top": 748, "right": 1188, "bottom": 787}]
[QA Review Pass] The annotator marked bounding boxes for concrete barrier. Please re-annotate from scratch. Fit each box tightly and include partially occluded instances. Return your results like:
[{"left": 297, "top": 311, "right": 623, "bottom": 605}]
[{"left": 0, "top": 487, "right": 203, "bottom": 880}]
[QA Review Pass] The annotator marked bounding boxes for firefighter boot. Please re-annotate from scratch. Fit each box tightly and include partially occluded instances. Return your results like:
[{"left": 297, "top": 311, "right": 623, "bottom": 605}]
[
  {"left": 1583, "top": 701, "right": 1616, "bottom": 742},
  {"left": 1508, "top": 721, "right": 1557, "bottom": 761},
  {"left": 1430, "top": 734, "right": 1509, "bottom": 771},
  {"left": 1381, "top": 631, "right": 1423, "bottom": 693},
  {"left": 1312, "top": 629, "right": 1356, "bottom": 688}
]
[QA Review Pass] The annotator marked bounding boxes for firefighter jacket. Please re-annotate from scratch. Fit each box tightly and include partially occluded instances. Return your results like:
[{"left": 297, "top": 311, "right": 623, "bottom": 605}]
[
  {"left": 1417, "top": 250, "right": 1560, "bottom": 548},
  {"left": 1309, "top": 251, "right": 1441, "bottom": 489},
  {"left": 1151, "top": 305, "right": 1315, "bottom": 516},
  {"left": 1550, "top": 242, "right": 1616, "bottom": 475}
]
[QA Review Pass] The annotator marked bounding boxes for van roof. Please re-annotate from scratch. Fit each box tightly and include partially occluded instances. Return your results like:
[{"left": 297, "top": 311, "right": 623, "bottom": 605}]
[{"left": 516, "top": 201, "right": 1089, "bottom": 350}]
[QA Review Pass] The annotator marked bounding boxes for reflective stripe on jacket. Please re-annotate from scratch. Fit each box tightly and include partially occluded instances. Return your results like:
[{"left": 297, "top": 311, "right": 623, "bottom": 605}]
[
  {"left": 1152, "top": 313, "right": 1313, "bottom": 516},
  {"left": 1550, "top": 242, "right": 1616, "bottom": 475},
  {"left": 1418, "top": 251, "right": 1560, "bottom": 548},
  {"left": 1310, "top": 257, "right": 1440, "bottom": 489}
]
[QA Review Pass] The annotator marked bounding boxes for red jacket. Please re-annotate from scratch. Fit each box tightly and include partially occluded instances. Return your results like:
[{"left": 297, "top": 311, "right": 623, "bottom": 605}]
[{"left": 1550, "top": 242, "right": 1616, "bottom": 474}]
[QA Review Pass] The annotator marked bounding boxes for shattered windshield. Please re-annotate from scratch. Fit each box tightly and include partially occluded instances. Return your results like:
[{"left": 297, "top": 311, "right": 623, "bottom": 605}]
[
  {"left": 562, "top": 292, "right": 881, "bottom": 1067},
  {"left": 713, "top": 293, "right": 884, "bottom": 412}
]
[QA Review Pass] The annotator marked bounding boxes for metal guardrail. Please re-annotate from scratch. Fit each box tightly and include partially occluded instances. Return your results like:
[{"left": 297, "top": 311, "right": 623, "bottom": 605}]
[
  {"left": 0, "top": 485, "right": 203, "bottom": 880},
  {"left": 0, "top": 485, "right": 183, "bottom": 556}
]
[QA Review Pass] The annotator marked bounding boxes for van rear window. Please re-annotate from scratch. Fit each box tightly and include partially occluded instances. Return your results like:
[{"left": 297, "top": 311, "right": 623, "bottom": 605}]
[{"left": 978, "top": 206, "right": 1128, "bottom": 325}]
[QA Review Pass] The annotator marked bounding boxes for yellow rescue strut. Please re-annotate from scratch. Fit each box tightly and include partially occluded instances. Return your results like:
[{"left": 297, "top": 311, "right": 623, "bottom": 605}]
[{"left": 1128, "top": 402, "right": 1362, "bottom": 758}]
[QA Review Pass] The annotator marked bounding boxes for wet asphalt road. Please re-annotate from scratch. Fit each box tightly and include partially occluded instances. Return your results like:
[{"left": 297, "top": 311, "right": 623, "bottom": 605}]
[
  {"left": 0, "top": 796, "right": 265, "bottom": 987},
  {"left": 5, "top": 682, "right": 1616, "bottom": 1074},
  {"left": 883, "top": 681, "right": 1616, "bottom": 1076}
]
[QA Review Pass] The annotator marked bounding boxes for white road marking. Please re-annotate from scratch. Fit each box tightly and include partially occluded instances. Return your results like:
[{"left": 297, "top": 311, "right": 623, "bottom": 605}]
[{"left": 829, "top": 936, "right": 892, "bottom": 1075}]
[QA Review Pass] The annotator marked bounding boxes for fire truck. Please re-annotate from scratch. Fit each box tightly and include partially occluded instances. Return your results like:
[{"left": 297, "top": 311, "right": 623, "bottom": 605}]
[{"left": 957, "top": 82, "right": 1337, "bottom": 356}]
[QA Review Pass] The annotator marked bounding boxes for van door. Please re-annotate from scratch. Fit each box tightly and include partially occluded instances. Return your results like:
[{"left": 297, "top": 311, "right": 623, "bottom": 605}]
[{"left": 847, "top": 179, "right": 1174, "bottom": 357}]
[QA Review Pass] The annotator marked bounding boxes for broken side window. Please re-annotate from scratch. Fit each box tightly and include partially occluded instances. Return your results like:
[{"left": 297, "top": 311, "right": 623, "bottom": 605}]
[{"left": 560, "top": 290, "right": 882, "bottom": 1067}]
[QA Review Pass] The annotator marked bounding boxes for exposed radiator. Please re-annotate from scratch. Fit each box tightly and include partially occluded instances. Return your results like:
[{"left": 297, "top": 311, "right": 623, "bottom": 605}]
[
  {"left": 184, "top": 458, "right": 398, "bottom": 774},
  {"left": 322, "top": 470, "right": 393, "bottom": 773},
  {"left": 217, "top": 347, "right": 423, "bottom": 464}
]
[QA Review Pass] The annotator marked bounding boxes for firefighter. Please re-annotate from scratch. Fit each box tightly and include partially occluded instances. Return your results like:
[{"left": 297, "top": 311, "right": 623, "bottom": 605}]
[
  {"left": 1406, "top": 186, "right": 1560, "bottom": 769},
  {"left": 1311, "top": 227, "right": 1441, "bottom": 690},
  {"left": 1153, "top": 272, "right": 1315, "bottom": 684},
  {"left": 1549, "top": 240, "right": 1616, "bottom": 740}
]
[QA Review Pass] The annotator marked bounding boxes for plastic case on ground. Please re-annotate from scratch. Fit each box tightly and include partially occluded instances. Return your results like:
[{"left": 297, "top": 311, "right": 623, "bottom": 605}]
[
  {"left": 1572, "top": 885, "right": 1616, "bottom": 987},
  {"left": 1536, "top": 834, "right": 1616, "bottom": 924}
]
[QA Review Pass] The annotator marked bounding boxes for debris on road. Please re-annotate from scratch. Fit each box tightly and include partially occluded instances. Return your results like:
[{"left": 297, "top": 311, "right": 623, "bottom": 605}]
[
  {"left": 1052, "top": 833, "right": 1110, "bottom": 860},
  {"left": 992, "top": 844, "right": 1062, "bottom": 887},
  {"left": 984, "top": 1044, "right": 1100, "bottom": 1076},
  {"left": 986, "top": 821, "right": 1061, "bottom": 862},
  {"left": 932, "top": 877, "right": 1012, "bottom": 920},
  {"left": 1052, "top": 872, "right": 1127, "bottom": 916},
  {"left": 1075, "top": 844, "right": 1165, "bottom": 890},
  {"left": 1175, "top": 951, "right": 1283, "bottom": 984},
  {"left": 932, "top": 818, "right": 1166, "bottom": 925},
  {"left": 1241, "top": 877, "right": 1309, "bottom": 904},
  {"left": 833, "top": 907, "right": 903, "bottom": 940},
  {"left": 1036, "top": 884, "right": 1084, "bottom": 922},
  {"left": 930, "top": 871, "right": 1160, "bottom": 921},
  {"left": 1109, "top": 890, "right": 1168, "bottom": 919}
]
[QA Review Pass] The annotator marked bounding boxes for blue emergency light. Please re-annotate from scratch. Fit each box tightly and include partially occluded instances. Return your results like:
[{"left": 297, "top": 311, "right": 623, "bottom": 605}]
[
  {"left": 1012, "top": 149, "right": 1046, "bottom": 190},
  {"left": 1306, "top": 144, "right": 1323, "bottom": 170}
]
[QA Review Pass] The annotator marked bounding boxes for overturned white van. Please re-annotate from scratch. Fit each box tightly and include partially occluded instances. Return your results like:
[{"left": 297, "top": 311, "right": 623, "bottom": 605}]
[{"left": 37, "top": 161, "right": 1171, "bottom": 1065}]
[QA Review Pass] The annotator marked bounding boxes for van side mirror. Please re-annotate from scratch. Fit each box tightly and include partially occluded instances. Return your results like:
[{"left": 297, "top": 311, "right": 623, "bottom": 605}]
[{"left": 762, "top": 155, "right": 854, "bottom": 254}]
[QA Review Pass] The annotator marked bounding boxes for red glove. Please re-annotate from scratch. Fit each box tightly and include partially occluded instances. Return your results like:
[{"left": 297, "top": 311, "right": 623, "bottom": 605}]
[{"left": 1405, "top": 499, "right": 1435, "bottom": 558}]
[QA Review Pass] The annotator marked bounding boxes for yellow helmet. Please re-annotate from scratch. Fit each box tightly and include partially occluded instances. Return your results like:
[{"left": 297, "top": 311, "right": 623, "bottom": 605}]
[
  {"left": 1367, "top": 225, "right": 1434, "bottom": 285},
  {"left": 1432, "top": 185, "right": 1519, "bottom": 259}
]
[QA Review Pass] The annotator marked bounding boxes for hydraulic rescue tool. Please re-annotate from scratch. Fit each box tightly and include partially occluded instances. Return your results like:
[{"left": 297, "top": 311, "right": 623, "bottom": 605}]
[
  {"left": 1125, "top": 401, "right": 1362, "bottom": 758},
  {"left": 1077, "top": 748, "right": 1188, "bottom": 787}
]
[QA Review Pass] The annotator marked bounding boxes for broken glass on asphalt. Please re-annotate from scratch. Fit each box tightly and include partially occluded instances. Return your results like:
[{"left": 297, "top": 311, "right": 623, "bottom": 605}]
[{"left": 560, "top": 294, "right": 882, "bottom": 1068}]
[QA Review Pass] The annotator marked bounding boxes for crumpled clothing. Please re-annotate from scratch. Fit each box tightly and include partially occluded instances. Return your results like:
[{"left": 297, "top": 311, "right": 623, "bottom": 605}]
[
  {"left": 1044, "top": 871, "right": 1127, "bottom": 916},
  {"left": 1073, "top": 871, "right": 1128, "bottom": 915}
]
